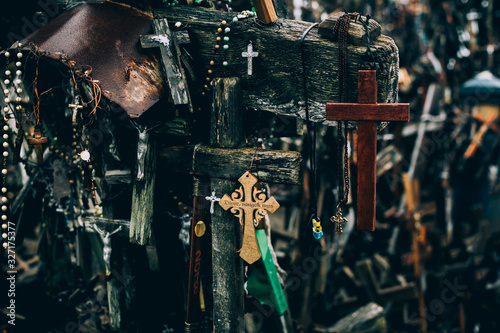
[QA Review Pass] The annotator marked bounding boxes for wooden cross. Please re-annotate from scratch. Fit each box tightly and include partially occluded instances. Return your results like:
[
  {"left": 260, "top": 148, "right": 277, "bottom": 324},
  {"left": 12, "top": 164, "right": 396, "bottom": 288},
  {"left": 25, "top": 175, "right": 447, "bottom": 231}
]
[
  {"left": 27, "top": 129, "right": 49, "bottom": 165},
  {"left": 241, "top": 43, "right": 258, "bottom": 76},
  {"left": 139, "top": 18, "right": 191, "bottom": 108},
  {"left": 326, "top": 70, "right": 410, "bottom": 231},
  {"left": 219, "top": 170, "right": 279, "bottom": 264}
]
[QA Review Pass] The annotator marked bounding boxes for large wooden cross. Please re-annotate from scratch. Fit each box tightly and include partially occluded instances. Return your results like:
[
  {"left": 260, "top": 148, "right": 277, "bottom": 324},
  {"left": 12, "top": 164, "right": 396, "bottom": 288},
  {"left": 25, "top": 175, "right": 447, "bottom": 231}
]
[
  {"left": 219, "top": 170, "right": 280, "bottom": 264},
  {"left": 139, "top": 18, "right": 191, "bottom": 108},
  {"left": 326, "top": 70, "right": 410, "bottom": 231}
]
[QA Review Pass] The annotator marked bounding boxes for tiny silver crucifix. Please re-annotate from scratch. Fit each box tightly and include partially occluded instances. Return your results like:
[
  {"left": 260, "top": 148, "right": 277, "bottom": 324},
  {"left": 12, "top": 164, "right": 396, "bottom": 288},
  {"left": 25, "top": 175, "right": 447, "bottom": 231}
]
[
  {"left": 205, "top": 190, "right": 221, "bottom": 214},
  {"left": 242, "top": 42, "right": 258, "bottom": 76}
]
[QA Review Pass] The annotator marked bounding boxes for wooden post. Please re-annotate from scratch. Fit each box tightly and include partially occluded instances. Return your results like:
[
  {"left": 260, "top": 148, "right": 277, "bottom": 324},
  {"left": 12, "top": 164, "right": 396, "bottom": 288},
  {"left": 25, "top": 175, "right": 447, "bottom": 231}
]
[
  {"left": 253, "top": 0, "right": 278, "bottom": 24},
  {"left": 210, "top": 78, "right": 245, "bottom": 332},
  {"left": 130, "top": 136, "right": 156, "bottom": 245}
]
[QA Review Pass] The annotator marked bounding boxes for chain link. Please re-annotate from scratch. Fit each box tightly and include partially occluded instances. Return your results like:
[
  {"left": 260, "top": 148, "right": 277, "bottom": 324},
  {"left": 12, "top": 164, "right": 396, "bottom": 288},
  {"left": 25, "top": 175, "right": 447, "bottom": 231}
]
[{"left": 333, "top": 12, "right": 356, "bottom": 210}]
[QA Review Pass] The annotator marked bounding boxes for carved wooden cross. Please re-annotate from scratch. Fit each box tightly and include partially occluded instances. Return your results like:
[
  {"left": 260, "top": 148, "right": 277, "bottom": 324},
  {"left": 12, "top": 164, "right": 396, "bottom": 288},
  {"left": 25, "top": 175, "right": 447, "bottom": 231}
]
[
  {"left": 27, "top": 129, "right": 49, "bottom": 165},
  {"left": 327, "top": 70, "right": 410, "bottom": 231},
  {"left": 219, "top": 170, "right": 279, "bottom": 264}
]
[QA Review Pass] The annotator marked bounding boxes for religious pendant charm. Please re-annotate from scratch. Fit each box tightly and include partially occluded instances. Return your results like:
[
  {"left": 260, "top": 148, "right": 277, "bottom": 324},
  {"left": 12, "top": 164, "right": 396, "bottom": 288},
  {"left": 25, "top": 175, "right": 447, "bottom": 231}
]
[
  {"left": 68, "top": 98, "right": 83, "bottom": 125},
  {"left": 205, "top": 190, "right": 220, "bottom": 214},
  {"left": 241, "top": 42, "right": 258, "bottom": 76},
  {"left": 219, "top": 171, "right": 279, "bottom": 264},
  {"left": 312, "top": 218, "right": 323, "bottom": 239},
  {"left": 331, "top": 207, "right": 348, "bottom": 235},
  {"left": 27, "top": 126, "right": 49, "bottom": 165}
]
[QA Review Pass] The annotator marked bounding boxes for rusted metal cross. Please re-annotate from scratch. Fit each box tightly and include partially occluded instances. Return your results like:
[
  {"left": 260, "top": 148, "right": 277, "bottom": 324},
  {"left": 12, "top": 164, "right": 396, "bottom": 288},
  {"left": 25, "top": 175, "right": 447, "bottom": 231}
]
[
  {"left": 327, "top": 70, "right": 410, "bottom": 231},
  {"left": 219, "top": 171, "right": 279, "bottom": 264},
  {"left": 27, "top": 129, "right": 49, "bottom": 165}
]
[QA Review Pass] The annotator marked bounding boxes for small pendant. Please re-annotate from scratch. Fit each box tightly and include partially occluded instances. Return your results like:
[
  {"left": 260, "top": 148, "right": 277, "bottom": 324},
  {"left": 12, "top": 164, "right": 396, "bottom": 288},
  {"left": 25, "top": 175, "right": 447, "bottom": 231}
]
[{"left": 331, "top": 207, "right": 348, "bottom": 235}]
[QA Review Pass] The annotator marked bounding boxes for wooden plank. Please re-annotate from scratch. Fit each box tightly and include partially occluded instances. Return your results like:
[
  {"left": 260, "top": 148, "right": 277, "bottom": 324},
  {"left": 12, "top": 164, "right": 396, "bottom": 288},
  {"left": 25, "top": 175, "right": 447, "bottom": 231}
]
[
  {"left": 326, "top": 103, "right": 410, "bottom": 121},
  {"left": 210, "top": 78, "right": 245, "bottom": 332},
  {"left": 253, "top": 0, "right": 278, "bottom": 24},
  {"left": 140, "top": 18, "right": 191, "bottom": 107},
  {"left": 318, "top": 12, "right": 381, "bottom": 45},
  {"left": 212, "top": 178, "right": 245, "bottom": 333},
  {"left": 210, "top": 77, "right": 243, "bottom": 148},
  {"left": 130, "top": 137, "right": 157, "bottom": 245},
  {"left": 357, "top": 122, "right": 376, "bottom": 231},
  {"left": 159, "top": 145, "right": 303, "bottom": 185},
  {"left": 159, "top": 7, "right": 400, "bottom": 124}
]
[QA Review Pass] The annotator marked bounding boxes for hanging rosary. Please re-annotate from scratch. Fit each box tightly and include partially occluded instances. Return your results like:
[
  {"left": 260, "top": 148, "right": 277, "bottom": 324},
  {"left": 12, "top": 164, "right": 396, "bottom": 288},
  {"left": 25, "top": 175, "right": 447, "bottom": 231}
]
[{"left": 330, "top": 12, "right": 357, "bottom": 235}]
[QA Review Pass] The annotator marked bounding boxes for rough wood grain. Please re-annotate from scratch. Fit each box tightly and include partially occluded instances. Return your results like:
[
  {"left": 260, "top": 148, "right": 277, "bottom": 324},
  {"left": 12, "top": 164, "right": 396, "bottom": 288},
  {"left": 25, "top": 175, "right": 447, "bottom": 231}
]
[
  {"left": 130, "top": 137, "right": 157, "bottom": 245},
  {"left": 210, "top": 78, "right": 245, "bottom": 332},
  {"left": 253, "top": 0, "right": 278, "bottom": 24},
  {"left": 159, "top": 145, "right": 303, "bottom": 185},
  {"left": 317, "top": 12, "right": 381, "bottom": 45},
  {"left": 210, "top": 78, "right": 243, "bottom": 148},
  {"left": 357, "top": 122, "right": 376, "bottom": 231},
  {"left": 211, "top": 178, "right": 245, "bottom": 333},
  {"left": 140, "top": 18, "right": 192, "bottom": 108},
  {"left": 159, "top": 7, "right": 400, "bottom": 125}
]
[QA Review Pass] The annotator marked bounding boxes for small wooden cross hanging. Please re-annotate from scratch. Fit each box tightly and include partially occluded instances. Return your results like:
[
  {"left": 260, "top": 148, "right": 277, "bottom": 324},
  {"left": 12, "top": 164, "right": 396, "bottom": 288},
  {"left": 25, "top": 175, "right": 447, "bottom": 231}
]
[
  {"left": 27, "top": 127, "right": 49, "bottom": 165},
  {"left": 219, "top": 171, "right": 279, "bottom": 264},
  {"left": 242, "top": 42, "right": 258, "bottom": 76},
  {"left": 326, "top": 70, "right": 410, "bottom": 231}
]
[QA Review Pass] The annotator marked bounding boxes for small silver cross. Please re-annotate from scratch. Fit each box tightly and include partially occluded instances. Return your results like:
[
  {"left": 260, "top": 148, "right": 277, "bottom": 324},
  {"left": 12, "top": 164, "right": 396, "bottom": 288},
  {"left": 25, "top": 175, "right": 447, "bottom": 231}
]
[
  {"left": 68, "top": 99, "right": 83, "bottom": 123},
  {"left": 205, "top": 190, "right": 221, "bottom": 214},
  {"left": 242, "top": 42, "right": 258, "bottom": 76}
]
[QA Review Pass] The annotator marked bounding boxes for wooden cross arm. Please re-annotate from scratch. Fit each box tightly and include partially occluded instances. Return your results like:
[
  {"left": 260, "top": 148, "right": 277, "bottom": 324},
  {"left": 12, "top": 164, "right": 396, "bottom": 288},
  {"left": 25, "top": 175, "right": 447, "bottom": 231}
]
[
  {"left": 326, "top": 103, "right": 410, "bottom": 122},
  {"left": 159, "top": 145, "right": 303, "bottom": 185}
]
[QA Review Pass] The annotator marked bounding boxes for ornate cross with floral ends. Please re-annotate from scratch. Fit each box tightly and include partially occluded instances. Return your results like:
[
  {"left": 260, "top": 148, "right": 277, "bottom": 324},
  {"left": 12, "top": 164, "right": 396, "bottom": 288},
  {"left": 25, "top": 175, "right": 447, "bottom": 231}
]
[{"left": 219, "top": 171, "right": 279, "bottom": 264}]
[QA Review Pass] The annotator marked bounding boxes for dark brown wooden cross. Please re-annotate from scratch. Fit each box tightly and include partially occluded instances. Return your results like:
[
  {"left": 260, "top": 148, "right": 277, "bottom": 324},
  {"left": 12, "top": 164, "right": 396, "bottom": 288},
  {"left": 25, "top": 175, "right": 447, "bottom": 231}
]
[
  {"left": 327, "top": 70, "right": 410, "bottom": 231},
  {"left": 27, "top": 129, "right": 49, "bottom": 165}
]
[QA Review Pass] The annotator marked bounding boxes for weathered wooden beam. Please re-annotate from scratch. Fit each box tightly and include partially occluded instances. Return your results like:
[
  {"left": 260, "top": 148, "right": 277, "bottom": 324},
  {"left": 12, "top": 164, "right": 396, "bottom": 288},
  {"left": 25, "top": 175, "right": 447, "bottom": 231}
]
[
  {"left": 158, "top": 145, "right": 303, "bottom": 185},
  {"left": 130, "top": 137, "right": 157, "bottom": 245},
  {"left": 210, "top": 77, "right": 243, "bottom": 148},
  {"left": 318, "top": 12, "right": 381, "bottom": 45},
  {"left": 158, "top": 7, "right": 400, "bottom": 125},
  {"left": 211, "top": 78, "right": 245, "bottom": 332},
  {"left": 140, "top": 18, "right": 192, "bottom": 109}
]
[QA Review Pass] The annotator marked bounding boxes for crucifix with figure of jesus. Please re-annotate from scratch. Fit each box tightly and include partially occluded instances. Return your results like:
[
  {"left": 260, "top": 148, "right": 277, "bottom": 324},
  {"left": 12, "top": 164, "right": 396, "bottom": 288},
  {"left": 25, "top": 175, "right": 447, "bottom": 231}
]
[{"left": 327, "top": 70, "right": 410, "bottom": 231}]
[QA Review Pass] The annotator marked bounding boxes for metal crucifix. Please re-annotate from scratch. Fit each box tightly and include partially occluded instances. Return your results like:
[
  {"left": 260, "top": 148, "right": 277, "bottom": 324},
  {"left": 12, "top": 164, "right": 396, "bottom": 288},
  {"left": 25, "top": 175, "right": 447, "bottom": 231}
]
[
  {"left": 326, "top": 70, "right": 410, "bottom": 231},
  {"left": 219, "top": 171, "right": 279, "bottom": 264},
  {"left": 241, "top": 42, "right": 258, "bottom": 76}
]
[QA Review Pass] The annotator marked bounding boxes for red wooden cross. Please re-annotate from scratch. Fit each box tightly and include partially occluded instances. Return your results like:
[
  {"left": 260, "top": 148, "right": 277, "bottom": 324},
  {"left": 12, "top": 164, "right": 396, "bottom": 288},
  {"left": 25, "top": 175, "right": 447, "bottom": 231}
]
[{"left": 327, "top": 70, "right": 410, "bottom": 231}]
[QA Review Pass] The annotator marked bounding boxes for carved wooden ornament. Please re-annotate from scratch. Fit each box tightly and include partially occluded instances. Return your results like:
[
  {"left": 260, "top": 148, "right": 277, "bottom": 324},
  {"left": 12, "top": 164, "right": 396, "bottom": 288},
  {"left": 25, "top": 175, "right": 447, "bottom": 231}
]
[{"left": 219, "top": 171, "right": 279, "bottom": 264}]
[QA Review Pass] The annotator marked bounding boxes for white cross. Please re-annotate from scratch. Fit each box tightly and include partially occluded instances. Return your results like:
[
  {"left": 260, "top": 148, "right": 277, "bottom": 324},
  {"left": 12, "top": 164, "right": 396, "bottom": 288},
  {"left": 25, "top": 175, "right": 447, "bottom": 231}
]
[
  {"left": 93, "top": 224, "right": 123, "bottom": 276},
  {"left": 242, "top": 42, "right": 258, "bottom": 76},
  {"left": 205, "top": 190, "right": 221, "bottom": 214},
  {"left": 68, "top": 100, "right": 83, "bottom": 123}
]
